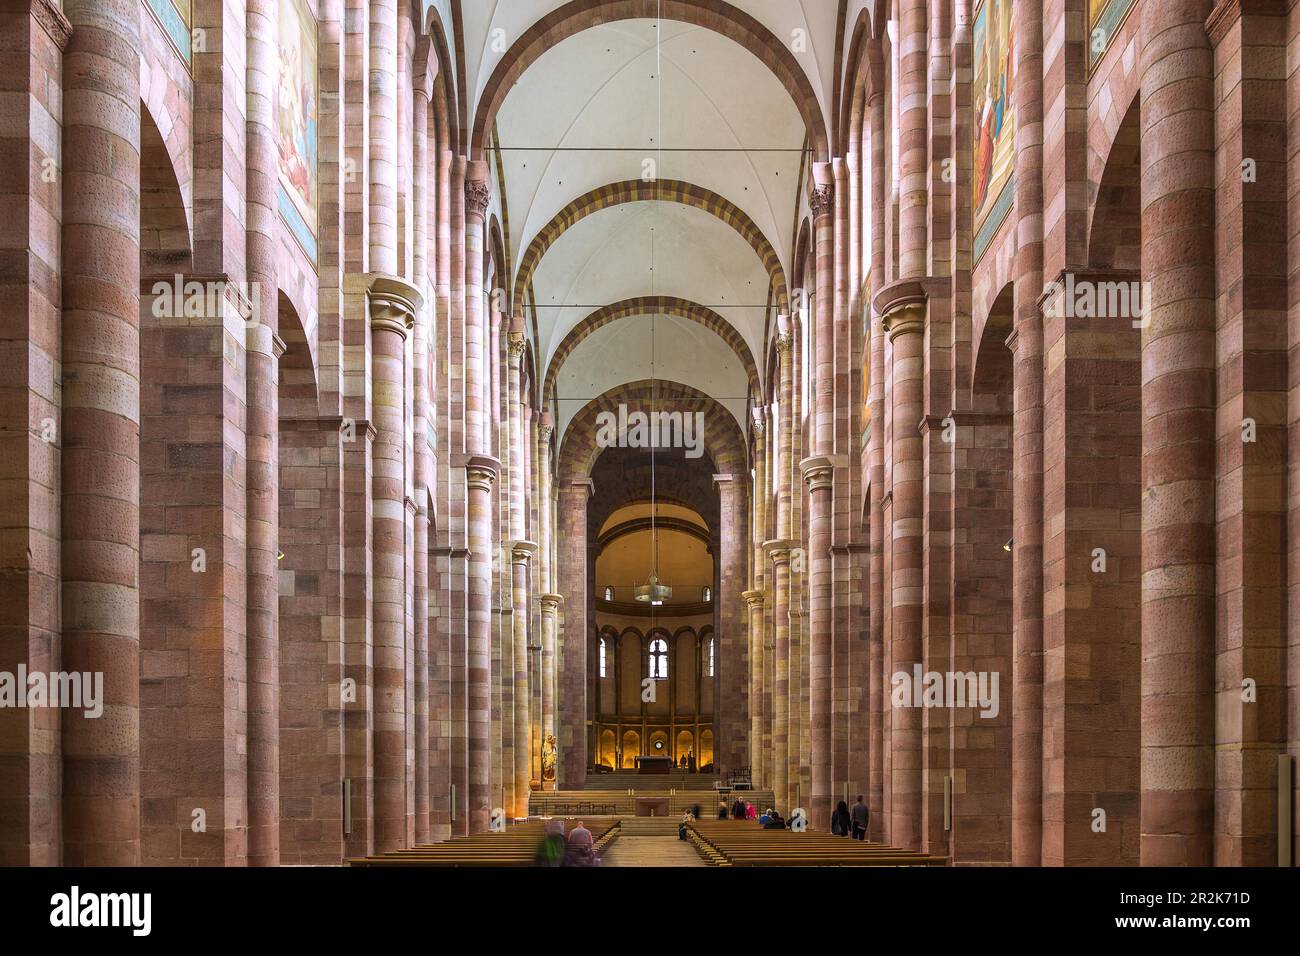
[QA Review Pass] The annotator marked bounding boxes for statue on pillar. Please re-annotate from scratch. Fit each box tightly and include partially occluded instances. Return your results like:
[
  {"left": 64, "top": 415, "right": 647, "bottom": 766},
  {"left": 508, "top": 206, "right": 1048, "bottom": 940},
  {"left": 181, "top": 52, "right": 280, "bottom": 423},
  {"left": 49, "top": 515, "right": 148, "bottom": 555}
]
[{"left": 542, "top": 733, "right": 557, "bottom": 783}]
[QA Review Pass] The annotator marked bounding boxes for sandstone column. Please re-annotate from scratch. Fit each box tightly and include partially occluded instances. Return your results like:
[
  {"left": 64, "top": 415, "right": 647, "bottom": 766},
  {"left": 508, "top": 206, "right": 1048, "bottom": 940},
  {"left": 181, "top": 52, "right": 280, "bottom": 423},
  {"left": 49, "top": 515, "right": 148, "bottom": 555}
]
[
  {"left": 883, "top": 298, "right": 925, "bottom": 851},
  {"left": 446, "top": 154, "right": 470, "bottom": 836},
  {"left": 747, "top": 406, "right": 768, "bottom": 782},
  {"left": 714, "top": 473, "right": 748, "bottom": 775},
  {"left": 245, "top": 0, "right": 281, "bottom": 866},
  {"left": 766, "top": 316, "right": 795, "bottom": 811},
  {"left": 537, "top": 412, "right": 558, "bottom": 770},
  {"left": 1139, "top": 0, "right": 1217, "bottom": 866},
  {"left": 1010, "top": 0, "right": 1045, "bottom": 867},
  {"left": 463, "top": 163, "right": 496, "bottom": 832},
  {"left": 557, "top": 478, "right": 594, "bottom": 789},
  {"left": 507, "top": 318, "right": 533, "bottom": 817},
  {"left": 60, "top": 0, "right": 141, "bottom": 866},
  {"left": 539, "top": 593, "right": 561, "bottom": 787},
  {"left": 805, "top": 163, "right": 836, "bottom": 830},
  {"left": 371, "top": 278, "right": 420, "bottom": 851},
  {"left": 0, "top": 0, "right": 68, "bottom": 867},
  {"left": 866, "top": 88, "right": 887, "bottom": 843},
  {"left": 366, "top": 0, "right": 410, "bottom": 852},
  {"left": 743, "top": 589, "right": 765, "bottom": 778},
  {"left": 1207, "top": 0, "right": 1289, "bottom": 867},
  {"left": 489, "top": 304, "right": 506, "bottom": 819},
  {"left": 897, "top": 0, "right": 929, "bottom": 277},
  {"left": 429, "top": 135, "right": 455, "bottom": 841},
  {"left": 411, "top": 57, "right": 432, "bottom": 848}
]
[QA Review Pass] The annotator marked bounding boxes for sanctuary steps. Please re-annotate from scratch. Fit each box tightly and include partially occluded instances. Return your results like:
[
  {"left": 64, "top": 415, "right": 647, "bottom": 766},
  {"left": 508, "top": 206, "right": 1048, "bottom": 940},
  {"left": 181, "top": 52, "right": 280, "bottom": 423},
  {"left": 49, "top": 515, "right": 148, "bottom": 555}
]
[{"left": 529, "top": 789, "right": 776, "bottom": 818}]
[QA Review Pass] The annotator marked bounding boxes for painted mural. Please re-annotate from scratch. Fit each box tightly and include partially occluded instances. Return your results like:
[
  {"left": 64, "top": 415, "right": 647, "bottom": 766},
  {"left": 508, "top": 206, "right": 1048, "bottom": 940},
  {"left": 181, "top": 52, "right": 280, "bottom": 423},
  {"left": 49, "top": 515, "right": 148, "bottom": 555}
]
[
  {"left": 1088, "top": 0, "right": 1137, "bottom": 67},
  {"left": 146, "top": 0, "right": 192, "bottom": 62},
  {"left": 973, "top": 0, "right": 1015, "bottom": 244},
  {"left": 278, "top": 0, "right": 319, "bottom": 260}
]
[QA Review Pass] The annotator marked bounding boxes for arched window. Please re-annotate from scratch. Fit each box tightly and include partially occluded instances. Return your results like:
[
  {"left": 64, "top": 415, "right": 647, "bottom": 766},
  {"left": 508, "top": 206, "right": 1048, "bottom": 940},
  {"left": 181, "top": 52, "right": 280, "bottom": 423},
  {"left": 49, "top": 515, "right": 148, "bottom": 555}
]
[
  {"left": 603, "top": 586, "right": 614, "bottom": 601},
  {"left": 599, "top": 637, "right": 607, "bottom": 678},
  {"left": 707, "top": 637, "right": 715, "bottom": 677},
  {"left": 701, "top": 585, "right": 711, "bottom": 602},
  {"left": 648, "top": 638, "right": 668, "bottom": 679}
]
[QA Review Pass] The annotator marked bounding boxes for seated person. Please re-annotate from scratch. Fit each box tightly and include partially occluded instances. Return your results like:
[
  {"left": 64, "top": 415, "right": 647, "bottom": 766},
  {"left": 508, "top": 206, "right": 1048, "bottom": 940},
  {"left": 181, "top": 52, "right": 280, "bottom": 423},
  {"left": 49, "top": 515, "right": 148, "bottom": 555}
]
[
  {"left": 764, "top": 810, "right": 785, "bottom": 829},
  {"left": 563, "top": 820, "right": 595, "bottom": 866}
]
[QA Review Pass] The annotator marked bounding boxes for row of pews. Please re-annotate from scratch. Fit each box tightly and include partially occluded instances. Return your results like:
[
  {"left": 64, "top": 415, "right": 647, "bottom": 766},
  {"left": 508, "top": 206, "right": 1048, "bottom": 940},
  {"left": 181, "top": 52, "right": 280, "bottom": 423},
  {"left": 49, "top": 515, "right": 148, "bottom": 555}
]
[
  {"left": 347, "top": 820, "right": 621, "bottom": 867},
  {"left": 685, "top": 820, "right": 948, "bottom": 867}
]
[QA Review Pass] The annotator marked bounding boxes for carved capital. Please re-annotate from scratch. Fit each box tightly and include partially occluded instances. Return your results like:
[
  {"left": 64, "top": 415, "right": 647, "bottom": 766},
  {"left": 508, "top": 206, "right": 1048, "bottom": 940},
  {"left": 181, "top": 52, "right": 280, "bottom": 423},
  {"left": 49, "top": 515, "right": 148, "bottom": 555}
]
[
  {"left": 538, "top": 423, "right": 555, "bottom": 443},
  {"left": 507, "top": 331, "right": 527, "bottom": 361},
  {"left": 809, "top": 183, "right": 835, "bottom": 220},
  {"left": 463, "top": 454, "right": 499, "bottom": 492},
  {"left": 775, "top": 331, "right": 794, "bottom": 355},
  {"left": 540, "top": 593, "right": 564, "bottom": 613},
  {"left": 465, "top": 178, "right": 491, "bottom": 217},
  {"left": 800, "top": 454, "right": 836, "bottom": 492},
  {"left": 763, "top": 538, "right": 797, "bottom": 566},
  {"left": 467, "top": 467, "right": 495, "bottom": 492},
  {"left": 368, "top": 273, "right": 423, "bottom": 339},
  {"left": 510, "top": 540, "right": 538, "bottom": 565},
  {"left": 742, "top": 589, "right": 765, "bottom": 609},
  {"left": 882, "top": 302, "right": 926, "bottom": 342}
]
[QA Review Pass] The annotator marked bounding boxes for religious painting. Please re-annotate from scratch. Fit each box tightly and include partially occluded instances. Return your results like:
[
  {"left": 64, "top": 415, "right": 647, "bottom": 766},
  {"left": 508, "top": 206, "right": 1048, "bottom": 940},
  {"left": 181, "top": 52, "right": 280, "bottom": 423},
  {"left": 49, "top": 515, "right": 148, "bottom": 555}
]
[
  {"left": 1088, "top": 0, "right": 1137, "bottom": 68},
  {"left": 972, "top": 0, "right": 1015, "bottom": 245},
  {"left": 278, "top": 0, "right": 319, "bottom": 260},
  {"left": 146, "top": 0, "right": 193, "bottom": 63}
]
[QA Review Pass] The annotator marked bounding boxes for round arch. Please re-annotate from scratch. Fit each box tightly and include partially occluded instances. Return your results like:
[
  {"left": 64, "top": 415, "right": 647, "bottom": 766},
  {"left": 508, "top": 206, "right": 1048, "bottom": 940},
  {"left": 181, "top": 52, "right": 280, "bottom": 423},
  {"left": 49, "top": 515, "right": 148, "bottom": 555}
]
[
  {"left": 837, "top": 7, "right": 886, "bottom": 156},
  {"left": 558, "top": 380, "right": 749, "bottom": 481},
  {"left": 543, "top": 296, "right": 761, "bottom": 402},
  {"left": 514, "top": 179, "right": 791, "bottom": 315},
  {"left": 470, "top": 0, "right": 830, "bottom": 163},
  {"left": 422, "top": 5, "right": 462, "bottom": 152}
]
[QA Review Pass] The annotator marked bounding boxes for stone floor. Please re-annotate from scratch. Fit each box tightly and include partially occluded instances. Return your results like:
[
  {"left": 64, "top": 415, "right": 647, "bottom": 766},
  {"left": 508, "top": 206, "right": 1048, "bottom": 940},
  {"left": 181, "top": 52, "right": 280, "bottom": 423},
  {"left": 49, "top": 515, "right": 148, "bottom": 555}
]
[{"left": 601, "top": 836, "right": 708, "bottom": 867}]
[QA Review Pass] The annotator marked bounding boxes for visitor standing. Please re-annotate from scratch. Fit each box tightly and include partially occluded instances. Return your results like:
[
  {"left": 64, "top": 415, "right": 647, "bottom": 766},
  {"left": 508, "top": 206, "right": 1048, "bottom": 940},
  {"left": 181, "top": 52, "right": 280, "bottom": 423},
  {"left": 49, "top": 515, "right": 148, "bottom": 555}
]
[{"left": 851, "top": 795, "right": 869, "bottom": 841}]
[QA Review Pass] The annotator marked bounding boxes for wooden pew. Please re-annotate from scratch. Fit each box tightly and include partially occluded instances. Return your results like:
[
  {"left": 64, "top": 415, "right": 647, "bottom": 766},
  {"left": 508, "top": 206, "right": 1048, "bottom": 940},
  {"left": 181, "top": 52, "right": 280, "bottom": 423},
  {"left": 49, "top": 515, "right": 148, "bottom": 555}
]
[
  {"left": 348, "top": 820, "right": 620, "bottom": 867},
  {"left": 686, "top": 820, "right": 947, "bottom": 867}
]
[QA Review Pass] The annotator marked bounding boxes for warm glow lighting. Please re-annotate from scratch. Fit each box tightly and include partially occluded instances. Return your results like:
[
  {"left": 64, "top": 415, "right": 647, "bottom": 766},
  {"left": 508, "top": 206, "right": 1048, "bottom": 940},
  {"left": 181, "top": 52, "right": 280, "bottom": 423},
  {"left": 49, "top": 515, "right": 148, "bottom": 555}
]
[{"left": 635, "top": 573, "right": 672, "bottom": 604}]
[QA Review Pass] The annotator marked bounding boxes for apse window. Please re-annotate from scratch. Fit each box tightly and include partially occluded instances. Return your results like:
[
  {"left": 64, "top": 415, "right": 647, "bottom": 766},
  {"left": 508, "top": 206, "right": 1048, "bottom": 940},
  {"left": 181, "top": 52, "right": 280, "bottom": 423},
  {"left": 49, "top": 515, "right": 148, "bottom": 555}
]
[
  {"left": 701, "top": 586, "right": 711, "bottom": 602},
  {"left": 708, "top": 638, "right": 714, "bottom": 677},
  {"left": 599, "top": 637, "right": 607, "bottom": 678},
  {"left": 649, "top": 638, "right": 668, "bottom": 679},
  {"left": 603, "top": 586, "right": 614, "bottom": 601}
]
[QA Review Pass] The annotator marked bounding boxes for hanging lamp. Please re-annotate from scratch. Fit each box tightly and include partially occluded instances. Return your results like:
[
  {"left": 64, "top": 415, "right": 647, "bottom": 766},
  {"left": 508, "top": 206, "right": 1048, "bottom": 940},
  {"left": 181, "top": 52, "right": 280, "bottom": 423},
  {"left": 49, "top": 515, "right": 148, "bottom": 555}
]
[{"left": 636, "top": 27, "right": 671, "bottom": 609}]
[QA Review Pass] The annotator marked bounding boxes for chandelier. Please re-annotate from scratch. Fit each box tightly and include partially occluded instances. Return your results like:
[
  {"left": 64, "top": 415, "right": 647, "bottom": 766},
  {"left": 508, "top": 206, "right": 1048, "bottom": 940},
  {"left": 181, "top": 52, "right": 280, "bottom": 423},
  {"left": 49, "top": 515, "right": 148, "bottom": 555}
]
[{"left": 636, "top": 102, "right": 671, "bottom": 608}]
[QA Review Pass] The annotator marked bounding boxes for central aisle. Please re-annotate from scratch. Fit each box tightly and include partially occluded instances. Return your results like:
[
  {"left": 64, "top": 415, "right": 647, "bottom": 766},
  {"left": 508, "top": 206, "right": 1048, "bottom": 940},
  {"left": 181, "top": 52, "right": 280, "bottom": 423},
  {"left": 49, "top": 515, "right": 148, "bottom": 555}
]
[{"left": 601, "top": 836, "right": 708, "bottom": 867}]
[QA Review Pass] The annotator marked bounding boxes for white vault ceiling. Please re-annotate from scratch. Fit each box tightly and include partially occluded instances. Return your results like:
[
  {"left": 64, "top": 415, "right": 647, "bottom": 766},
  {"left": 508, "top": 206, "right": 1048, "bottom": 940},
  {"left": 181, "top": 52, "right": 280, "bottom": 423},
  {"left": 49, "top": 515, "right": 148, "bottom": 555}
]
[{"left": 455, "top": 3, "right": 835, "bottom": 443}]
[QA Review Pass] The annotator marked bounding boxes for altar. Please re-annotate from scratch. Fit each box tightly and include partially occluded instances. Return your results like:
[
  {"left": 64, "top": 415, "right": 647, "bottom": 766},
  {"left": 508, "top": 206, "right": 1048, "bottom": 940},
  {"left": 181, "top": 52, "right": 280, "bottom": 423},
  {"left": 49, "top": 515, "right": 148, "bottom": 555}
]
[
  {"left": 634, "top": 755, "right": 673, "bottom": 774},
  {"left": 634, "top": 796, "right": 671, "bottom": 817}
]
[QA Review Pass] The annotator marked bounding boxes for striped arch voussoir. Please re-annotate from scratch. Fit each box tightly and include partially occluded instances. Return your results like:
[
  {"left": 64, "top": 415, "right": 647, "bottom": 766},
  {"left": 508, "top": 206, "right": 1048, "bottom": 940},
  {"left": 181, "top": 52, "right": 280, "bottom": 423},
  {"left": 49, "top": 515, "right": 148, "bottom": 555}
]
[
  {"left": 513, "top": 180, "right": 789, "bottom": 315},
  {"left": 558, "top": 380, "right": 748, "bottom": 481},
  {"left": 471, "top": 0, "right": 828, "bottom": 164},
  {"left": 544, "top": 296, "right": 760, "bottom": 403}
]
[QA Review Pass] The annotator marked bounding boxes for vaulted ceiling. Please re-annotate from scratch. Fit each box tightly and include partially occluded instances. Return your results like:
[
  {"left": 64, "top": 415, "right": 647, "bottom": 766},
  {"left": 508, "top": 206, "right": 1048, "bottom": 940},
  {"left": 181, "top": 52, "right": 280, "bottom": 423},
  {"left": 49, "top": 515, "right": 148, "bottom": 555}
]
[{"left": 446, "top": 1, "right": 842, "bottom": 445}]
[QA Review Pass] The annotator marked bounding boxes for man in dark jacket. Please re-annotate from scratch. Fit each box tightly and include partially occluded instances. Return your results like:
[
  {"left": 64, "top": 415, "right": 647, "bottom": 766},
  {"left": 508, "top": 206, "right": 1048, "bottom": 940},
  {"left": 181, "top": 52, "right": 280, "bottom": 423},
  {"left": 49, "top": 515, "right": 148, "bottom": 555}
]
[{"left": 851, "top": 795, "right": 869, "bottom": 840}]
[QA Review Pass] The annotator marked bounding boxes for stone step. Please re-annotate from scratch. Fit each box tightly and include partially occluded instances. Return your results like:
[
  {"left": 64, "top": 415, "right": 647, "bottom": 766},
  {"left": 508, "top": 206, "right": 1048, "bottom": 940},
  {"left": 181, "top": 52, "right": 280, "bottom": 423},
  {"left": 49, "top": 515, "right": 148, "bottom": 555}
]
[
  {"left": 615, "top": 816, "right": 682, "bottom": 836},
  {"left": 601, "top": 835, "right": 709, "bottom": 867},
  {"left": 528, "top": 789, "right": 775, "bottom": 818}
]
